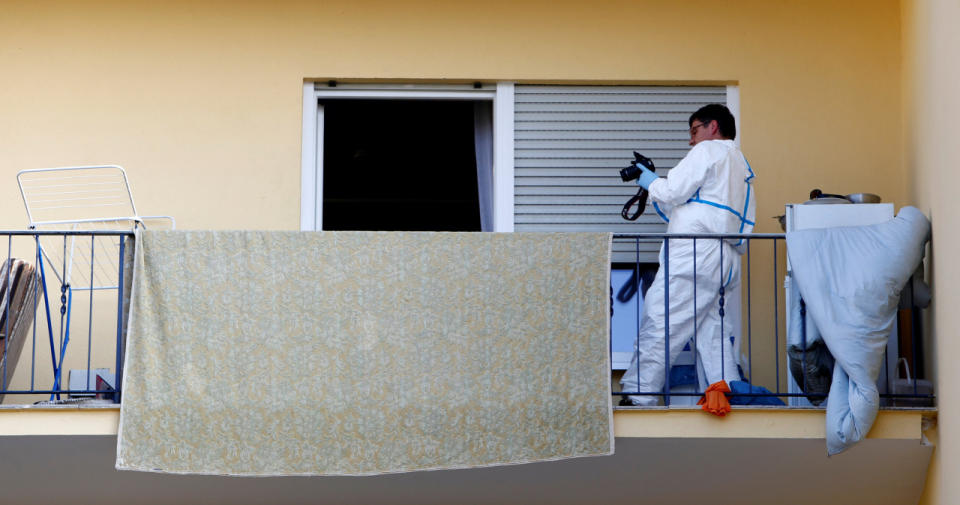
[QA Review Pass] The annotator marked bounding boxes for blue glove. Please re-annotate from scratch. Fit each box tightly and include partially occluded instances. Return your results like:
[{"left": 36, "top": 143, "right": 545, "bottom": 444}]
[{"left": 635, "top": 166, "right": 658, "bottom": 189}]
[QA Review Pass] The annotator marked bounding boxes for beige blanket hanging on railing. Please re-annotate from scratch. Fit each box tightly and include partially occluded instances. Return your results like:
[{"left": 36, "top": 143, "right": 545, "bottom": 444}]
[{"left": 116, "top": 230, "right": 612, "bottom": 476}]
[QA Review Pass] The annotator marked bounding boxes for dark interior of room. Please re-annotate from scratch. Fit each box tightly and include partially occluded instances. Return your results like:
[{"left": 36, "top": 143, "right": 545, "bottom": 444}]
[{"left": 321, "top": 99, "right": 481, "bottom": 231}]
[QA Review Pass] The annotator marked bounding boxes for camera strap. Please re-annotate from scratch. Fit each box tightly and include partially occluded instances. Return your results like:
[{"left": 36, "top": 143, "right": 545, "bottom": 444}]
[{"left": 621, "top": 187, "right": 649, "bottom": 221}]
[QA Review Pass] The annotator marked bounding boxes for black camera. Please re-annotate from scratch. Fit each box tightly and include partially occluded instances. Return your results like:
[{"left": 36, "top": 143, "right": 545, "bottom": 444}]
[
  {"left": 619, "top": 152, "right": 655, "bottom": 221},
  {"left": 620, "top": 152, "right": 656, "bottom": 182}
]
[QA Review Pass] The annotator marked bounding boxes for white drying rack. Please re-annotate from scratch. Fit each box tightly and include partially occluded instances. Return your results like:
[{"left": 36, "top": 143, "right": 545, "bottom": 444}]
[
  {"left": 16, "top": 165, "right": 174, "bottom": 398},
  {"left": 18, "top": 165, "right": 174, "bottom": 290}
]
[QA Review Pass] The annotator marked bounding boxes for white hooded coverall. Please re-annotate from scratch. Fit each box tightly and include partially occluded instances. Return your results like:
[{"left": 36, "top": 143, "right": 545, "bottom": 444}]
[{"left": 621, "top": 139, "right": 756, "bottom": 406}]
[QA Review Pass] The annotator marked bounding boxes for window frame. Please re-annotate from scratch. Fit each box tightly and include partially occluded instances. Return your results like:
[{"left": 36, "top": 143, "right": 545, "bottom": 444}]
[{"left": 300, "top": 82, "right": 515, "bottom": 231}]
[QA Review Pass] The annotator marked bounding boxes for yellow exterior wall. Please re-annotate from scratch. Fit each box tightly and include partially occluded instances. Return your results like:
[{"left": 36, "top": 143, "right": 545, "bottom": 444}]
[
  {"left": 908, "top": 0, "right": 959, "bottom": 503},
  {"left": 1, "top": 0, "right": 904, "bottom": 231}
]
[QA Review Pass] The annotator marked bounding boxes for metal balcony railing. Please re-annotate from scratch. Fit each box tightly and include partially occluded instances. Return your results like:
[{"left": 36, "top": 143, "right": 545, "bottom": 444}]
[
  {"left": 0, "top": 230, "right": 131, "bottom": 404},
  {"left": 611, "top": 232, "right": 934, "bottom": 408},
  {"left": 0, "top": 230, "right": 933, "bottom": 409}
]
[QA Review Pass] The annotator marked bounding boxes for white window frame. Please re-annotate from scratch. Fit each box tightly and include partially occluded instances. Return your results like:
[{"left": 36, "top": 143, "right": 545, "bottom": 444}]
[
  {"left": 726, "top": 85, "right": 741, "bottom": 148},
  {"left": 300, "top": 82, "right": 515, "bottom": 231}
]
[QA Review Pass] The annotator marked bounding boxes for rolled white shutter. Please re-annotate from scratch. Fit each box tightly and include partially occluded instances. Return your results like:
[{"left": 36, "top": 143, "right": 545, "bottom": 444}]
[{"left": 513, "top": 85, "right": 727, "bottom": 263}]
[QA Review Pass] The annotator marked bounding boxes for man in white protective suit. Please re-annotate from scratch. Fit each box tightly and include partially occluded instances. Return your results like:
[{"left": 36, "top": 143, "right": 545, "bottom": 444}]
[{"left": 620, "top": 104, "right": 756, "bottom": 412}]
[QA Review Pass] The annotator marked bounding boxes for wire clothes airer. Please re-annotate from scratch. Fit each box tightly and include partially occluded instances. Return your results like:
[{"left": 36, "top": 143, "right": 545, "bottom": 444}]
[{"left": 17, "top": 165, "right": 174, "bottom": 400}]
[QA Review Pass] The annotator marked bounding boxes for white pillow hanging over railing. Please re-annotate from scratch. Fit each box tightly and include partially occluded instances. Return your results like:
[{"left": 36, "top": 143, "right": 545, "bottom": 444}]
[{"left": 786, "top": 206, "right": 930, "bottom": 455}]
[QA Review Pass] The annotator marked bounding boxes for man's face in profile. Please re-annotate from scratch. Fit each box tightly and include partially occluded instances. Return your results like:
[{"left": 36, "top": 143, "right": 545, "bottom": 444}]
[{"left": 688, "top": 119, "right": 715, "bottom": 146}]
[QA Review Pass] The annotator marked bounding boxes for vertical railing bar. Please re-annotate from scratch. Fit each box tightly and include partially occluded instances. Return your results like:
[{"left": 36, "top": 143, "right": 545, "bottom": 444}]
[
  {"left": 883, "top": 345, "right": 890, "bottom": 402},
  {"left": 800, "top": 298, "right": 807, "bottom": 396},
  {"left": 692, "top": 238, "right": 698, "bottom": 394},
  {"left": 31, "top": 236, "right": 39, "bottom": 390},
  {"left": 56, "top": 287, "right": 73, "bottom": 399},
  {"left": 910, "top": 275, "right": 920, "bottom": 396},
  {"left": 882, "top": 274, "right": 902, "bottom": 400},
  {"left": 719, "top": 238, "right": 725, "bottom": 385},
  {"left": 39, "top": 243, "right": 57, "bottom": 396},
  {"left": 114, "top": 234, "right": 126, "bottom": 403},
  {"left": 774, "top": 239, "right": 780, "bottom": 394},
  {"left": 55, "top": 234, "right": 67, "bottom": 399},
  {"left": 86, "top": 234, "right": 95, "bottom": 392},
  {"left": 634, "top": 238, "right": 641, "bottom": 400},
  {"left": 608, "top": 254, "right": 613, "bottom": 395},
  {"left": 3, "top": 235, "right": 11, "bottom": 392},
  {"left": 608, "top": 241, "right": 615, "bottom": 396},
  {"left": 746, "top": 238, "right": 753, "bottom": 384},
  {"left": 663, "top": 237, "right": 670, "bottom": 407}
]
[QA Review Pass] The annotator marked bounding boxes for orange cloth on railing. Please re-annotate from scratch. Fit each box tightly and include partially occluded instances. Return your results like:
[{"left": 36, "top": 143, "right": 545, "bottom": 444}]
[{"left": 697, "top": 380, "right": 731, "bottom": 416}]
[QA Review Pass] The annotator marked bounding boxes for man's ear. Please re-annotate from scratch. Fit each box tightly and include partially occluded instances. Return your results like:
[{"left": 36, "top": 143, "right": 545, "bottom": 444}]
[{"left": 707, "top": 119, "right": 721, "bottom": 136}]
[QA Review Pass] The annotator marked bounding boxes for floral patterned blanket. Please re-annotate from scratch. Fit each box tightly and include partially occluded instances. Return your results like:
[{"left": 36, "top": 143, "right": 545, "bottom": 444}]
[{"left": 116, "top": 230, "right": 612, "bottom": 475}]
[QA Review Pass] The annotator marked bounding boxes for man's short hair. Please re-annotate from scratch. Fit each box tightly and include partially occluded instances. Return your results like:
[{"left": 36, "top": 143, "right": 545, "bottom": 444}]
[{"left": 689, "top": 104, "right": 736, "bottom": 140}]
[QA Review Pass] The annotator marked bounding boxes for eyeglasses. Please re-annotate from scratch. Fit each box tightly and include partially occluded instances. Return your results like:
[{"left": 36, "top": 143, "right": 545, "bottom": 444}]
[{"left": 689, "top": 121, "right": 712, "bottom": 136}]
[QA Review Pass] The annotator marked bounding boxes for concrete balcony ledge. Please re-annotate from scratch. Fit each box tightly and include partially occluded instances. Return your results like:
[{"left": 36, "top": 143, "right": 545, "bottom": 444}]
[
  {"left": 0, "top": 404, "right": 121, "bottom": 436},
  {"left": 0, "top": 404, "right": 936, "bottom": 441},
  {"left": 614, "top": 406, "right": 935, "bottom": 440}
]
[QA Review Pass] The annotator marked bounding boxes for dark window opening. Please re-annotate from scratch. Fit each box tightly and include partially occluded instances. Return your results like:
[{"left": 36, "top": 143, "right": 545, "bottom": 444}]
[{"left": 321, "top": 99, "right": 481, "bottom": 231}]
